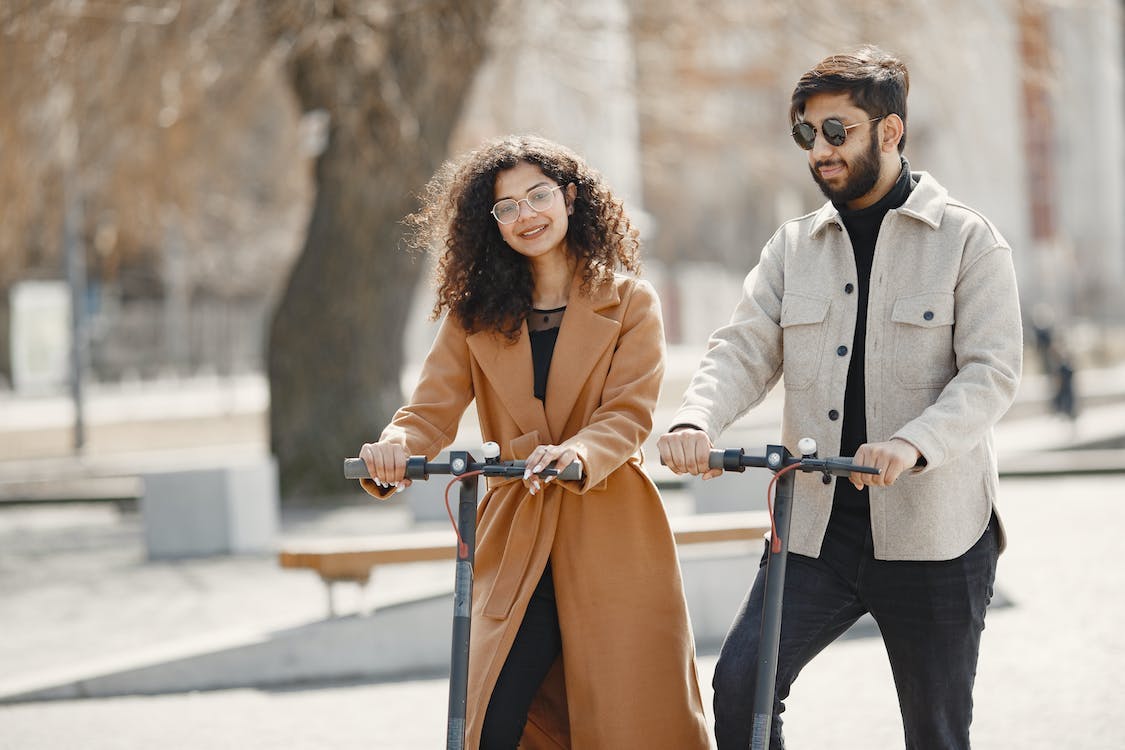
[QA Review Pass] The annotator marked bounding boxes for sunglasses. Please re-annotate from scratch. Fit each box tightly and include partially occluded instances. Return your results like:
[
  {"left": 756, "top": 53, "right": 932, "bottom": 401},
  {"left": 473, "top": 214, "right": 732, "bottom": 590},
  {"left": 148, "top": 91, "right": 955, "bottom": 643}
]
[{"left": 791, "top": 115, "right": 884, "bottom": 150}]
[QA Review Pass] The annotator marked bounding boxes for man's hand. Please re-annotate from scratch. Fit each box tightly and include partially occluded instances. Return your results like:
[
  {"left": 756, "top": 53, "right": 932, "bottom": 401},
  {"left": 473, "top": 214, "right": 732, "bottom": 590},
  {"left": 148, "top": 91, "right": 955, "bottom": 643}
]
[
  {"left": 657, "top": 427, "right": 723, "bottom": 480},
  {"left": 850, "top": 439, "right": 921, "bottom": 489}
]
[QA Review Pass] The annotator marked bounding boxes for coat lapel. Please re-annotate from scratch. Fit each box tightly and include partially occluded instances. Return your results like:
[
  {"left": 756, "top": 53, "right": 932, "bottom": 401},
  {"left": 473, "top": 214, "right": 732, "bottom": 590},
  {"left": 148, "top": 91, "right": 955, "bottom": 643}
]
[
  {"left": 467, "top": 323, "right": 551, "bottom": 441},
  {"left": 545, "top": 273, "right": 621, "bottom": 441}
]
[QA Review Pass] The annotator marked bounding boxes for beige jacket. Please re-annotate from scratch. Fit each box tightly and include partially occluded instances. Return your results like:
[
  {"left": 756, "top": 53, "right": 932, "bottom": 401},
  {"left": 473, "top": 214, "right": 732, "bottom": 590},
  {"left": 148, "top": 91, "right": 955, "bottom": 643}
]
[
  {"left": 380, "top": 272, "right": 709, "bottom": 748},
  {"left": 673, "top": 171, "right": 1023, "bottom": 561}
]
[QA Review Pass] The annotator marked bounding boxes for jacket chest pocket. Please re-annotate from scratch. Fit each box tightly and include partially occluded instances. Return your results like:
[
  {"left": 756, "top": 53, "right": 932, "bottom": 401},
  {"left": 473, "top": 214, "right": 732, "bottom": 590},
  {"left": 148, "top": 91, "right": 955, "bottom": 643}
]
[
  {"left": 891, "top": 292, "right": 956, "bottom": 388},
  {"left": 780, "top": 293, "right": 830, "bottom": 392}
]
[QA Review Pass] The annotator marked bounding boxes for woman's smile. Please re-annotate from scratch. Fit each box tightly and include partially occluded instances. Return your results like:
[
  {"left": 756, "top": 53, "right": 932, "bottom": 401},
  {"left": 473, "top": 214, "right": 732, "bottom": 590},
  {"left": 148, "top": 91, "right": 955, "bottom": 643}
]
[{"left": 518, "top": 223, "right": 549, "bottom": 239}]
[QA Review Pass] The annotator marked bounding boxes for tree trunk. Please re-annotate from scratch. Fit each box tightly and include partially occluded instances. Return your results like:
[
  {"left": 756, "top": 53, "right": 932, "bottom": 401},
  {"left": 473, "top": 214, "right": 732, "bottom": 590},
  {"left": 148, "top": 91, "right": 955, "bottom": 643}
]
[{"left": 260, "top": 1, "right": 497, "bottom": 498}]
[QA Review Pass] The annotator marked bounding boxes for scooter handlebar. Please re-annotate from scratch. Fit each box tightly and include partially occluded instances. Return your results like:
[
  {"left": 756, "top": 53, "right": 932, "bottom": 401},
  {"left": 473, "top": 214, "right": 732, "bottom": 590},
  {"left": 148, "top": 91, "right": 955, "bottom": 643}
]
[
  {"left": 659, "top": 448, "right": 880, "bottom": 476},
  {"left": 343, "top": 457, "right": 584, "bottom": 482},
  {"left": 806, "top": 457, "right": 881, "bottom": 476}
]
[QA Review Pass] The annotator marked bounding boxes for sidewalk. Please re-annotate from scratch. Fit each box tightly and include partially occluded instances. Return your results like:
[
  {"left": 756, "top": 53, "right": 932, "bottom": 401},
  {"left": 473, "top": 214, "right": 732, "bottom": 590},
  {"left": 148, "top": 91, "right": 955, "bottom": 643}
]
[{"left": 1, "top": 474, "right": 1122, "bottom": 748}]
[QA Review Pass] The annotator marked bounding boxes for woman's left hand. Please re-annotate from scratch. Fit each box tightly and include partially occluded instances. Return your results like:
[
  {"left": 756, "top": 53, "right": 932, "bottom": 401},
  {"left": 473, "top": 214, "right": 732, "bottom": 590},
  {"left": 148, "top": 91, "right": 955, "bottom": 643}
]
[{"left": 522, "top": 444, "right": 582, "bottom": 495}]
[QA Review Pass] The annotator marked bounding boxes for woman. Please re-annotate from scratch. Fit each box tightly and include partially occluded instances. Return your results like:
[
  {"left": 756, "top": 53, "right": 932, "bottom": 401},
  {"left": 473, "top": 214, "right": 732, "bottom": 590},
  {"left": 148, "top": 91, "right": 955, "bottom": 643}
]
[{"left": 359, "top": 135, "right": 709, "bottom": 749}]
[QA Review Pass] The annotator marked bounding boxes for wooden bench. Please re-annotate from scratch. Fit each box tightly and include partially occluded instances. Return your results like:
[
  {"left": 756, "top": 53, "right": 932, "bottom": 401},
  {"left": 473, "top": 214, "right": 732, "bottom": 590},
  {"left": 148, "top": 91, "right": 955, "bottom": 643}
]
[
  {"left": 280, "top": 510, "right": 771, "bottom": 616},
  {"left": 0, "top": 476, "right": 142, "bottom": 506}
]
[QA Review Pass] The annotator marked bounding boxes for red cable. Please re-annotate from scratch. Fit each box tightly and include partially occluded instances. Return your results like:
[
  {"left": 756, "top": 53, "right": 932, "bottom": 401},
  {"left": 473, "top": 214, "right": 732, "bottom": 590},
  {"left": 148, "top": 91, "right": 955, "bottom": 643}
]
[
  {"left": 765, "top": 463, "right": 802, "bottom": 554},
  {"left": 445, "top": 470, "right": 486, "bottom": 558}
]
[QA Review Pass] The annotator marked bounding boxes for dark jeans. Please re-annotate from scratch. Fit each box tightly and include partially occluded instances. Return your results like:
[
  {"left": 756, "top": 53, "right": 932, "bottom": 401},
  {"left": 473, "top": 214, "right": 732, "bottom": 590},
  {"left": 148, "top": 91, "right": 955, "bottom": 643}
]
[
  {"left": 712, "top": 504, "right": 999, "bottom": 750},
  {"left": 480, "top": 560, "right": 562, "bottom": 749}
]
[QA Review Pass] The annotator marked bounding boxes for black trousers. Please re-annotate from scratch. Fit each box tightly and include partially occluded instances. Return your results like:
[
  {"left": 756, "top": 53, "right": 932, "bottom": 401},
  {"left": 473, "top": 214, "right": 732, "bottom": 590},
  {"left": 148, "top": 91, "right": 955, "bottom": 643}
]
[
  {"left": 712, "top": 503, "right": 999, "bottom": 750},
  {"left": 479, "top": 560, "right": 563, "bottom": 750}
]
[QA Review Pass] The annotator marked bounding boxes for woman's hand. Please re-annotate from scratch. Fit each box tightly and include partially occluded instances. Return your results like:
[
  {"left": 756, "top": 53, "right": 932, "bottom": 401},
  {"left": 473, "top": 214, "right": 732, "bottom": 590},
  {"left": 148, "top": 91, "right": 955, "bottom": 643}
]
[
  {"left": 522, "top": 444, "right": 583, "bottom": 495},
  {"left": 358, "top": 441, "right": 412, "bottom": 498}
]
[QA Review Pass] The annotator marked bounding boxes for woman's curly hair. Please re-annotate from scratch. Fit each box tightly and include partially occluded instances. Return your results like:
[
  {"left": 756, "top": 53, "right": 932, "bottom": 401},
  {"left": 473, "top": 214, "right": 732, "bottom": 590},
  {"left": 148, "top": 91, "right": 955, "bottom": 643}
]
[{"left": 405, "top": 134, "right": 641, "bottom": 339}]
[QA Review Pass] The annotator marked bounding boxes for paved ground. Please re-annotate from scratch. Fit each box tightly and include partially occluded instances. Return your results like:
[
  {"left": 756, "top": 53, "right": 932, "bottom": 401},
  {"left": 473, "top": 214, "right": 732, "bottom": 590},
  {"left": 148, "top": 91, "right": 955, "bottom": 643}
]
[
  {"left": 1, "top": 354, "right": 1124, "bottom": 748},
  {"left": 0, "top": 475, "right": 1122, "bottom": 749}
]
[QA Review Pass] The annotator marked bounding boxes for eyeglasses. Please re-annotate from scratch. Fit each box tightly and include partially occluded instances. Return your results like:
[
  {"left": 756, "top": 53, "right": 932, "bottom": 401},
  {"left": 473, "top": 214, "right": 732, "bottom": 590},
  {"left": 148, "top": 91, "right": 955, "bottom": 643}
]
[
  {"left": 791, "top": 116, "right": 884, "bottom": 150},
  {"left": 491, "top": 184, "right": 564, "bottom": 225}
]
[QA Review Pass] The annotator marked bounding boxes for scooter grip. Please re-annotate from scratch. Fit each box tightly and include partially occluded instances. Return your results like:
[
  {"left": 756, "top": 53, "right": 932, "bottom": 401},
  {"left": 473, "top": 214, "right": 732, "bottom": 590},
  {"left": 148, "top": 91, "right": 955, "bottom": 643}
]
[
  {"left": 342, "top": 456, "right": 438, "bottom": 481},
  {"left": 556, "top": 460, "right": 583, "bottom": 482},
  {"left": 343, "top": 457, "right": 368, "bottom": 479},
  {"left": 658, "top": 450, "right": 735, "bottom": 471},
  {"left": 511, "top": 460, "right": 584, "bottom": 481}
]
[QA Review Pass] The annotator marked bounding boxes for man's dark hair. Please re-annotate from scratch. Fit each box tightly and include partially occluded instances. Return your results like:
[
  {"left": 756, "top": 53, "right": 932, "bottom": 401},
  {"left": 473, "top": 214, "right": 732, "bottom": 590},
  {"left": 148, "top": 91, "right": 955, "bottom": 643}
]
[{"left": 790, "top": 46, "right": 909, "bottom": 154}]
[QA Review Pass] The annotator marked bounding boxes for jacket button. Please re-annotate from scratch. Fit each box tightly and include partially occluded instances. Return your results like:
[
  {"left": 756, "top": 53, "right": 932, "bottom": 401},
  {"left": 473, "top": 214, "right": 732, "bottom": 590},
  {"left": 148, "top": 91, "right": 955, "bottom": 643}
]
[
  {"left": 837, "top": 345, "right": 848, "bottom": 356},
  {"left": 923, "top": 310, "right": 934, "bottom": 321},
  {"left": 844, "top": 283, "right": 855, "bottom": 294},
  {"left": 828, "top": 409, "right": 839, "bottom": 420}
]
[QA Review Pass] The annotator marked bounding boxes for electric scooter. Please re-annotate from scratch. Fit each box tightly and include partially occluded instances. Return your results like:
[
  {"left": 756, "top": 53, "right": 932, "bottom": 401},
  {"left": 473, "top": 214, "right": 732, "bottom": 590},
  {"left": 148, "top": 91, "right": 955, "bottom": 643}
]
[
  {"left": 344, "top": 443, "right": 582, "bottom": 750},
  {"left": 683, "top": 438, "right": 879, "bottom": 750}
]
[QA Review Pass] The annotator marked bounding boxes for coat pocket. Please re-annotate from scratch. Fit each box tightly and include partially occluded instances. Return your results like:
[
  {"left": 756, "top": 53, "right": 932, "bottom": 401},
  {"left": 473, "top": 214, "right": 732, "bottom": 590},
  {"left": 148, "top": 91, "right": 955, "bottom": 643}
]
[
  {"left": 780, "top": 292, "right": 830, "bottom": 391},
  {"left": 890, "top": 292, "right": 956, "bottom": 389}
]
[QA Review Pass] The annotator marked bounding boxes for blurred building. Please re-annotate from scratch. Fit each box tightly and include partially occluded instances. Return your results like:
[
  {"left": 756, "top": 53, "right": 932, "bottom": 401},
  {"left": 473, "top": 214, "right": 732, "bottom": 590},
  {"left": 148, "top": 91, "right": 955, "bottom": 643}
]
[{"left": 449, "top": 0, "right": 1125, "bottom": 351}]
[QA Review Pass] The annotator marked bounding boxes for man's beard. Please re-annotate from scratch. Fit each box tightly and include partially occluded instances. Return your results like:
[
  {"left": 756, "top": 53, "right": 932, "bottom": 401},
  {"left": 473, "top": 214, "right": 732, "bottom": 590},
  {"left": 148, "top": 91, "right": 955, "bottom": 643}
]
[{"left": 809, "top": 130, "right": 881, "bottom": 206}]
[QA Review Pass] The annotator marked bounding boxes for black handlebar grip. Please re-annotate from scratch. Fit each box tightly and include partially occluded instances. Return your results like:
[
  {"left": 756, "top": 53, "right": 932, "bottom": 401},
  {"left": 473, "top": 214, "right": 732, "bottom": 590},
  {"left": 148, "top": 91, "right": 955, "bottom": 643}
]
[
  {"left": 660, "top": 450, "right": 742, "bottom": 471},
  {"left": 510, "top": 460, "right": 583, "bottom": 481},
  {"left": 341, "top": 456, "right": 433, "bottom": 480},
  {"left": 343, "top": 458, "right": 368, "bottom": 479},
  {"left": 404, "top": 456, "right": 430, "bottom": 480},
  {"left": 832, "top": 458, "right": 881, "bottom": 475},
  {"left": 520, "top": 460, "right": 584, "bottom": 481},
  {"left": 710, "top": 448, "right": 747, "bottom": 472},
  {"left": 556, "top": 460, "right": 583, "bottom": 481}
]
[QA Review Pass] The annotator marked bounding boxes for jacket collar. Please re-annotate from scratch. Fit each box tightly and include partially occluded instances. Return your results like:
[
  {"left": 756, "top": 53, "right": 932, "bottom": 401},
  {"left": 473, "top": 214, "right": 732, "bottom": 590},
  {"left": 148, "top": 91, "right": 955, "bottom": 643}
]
[
  {"left": 895, "top": 171, "right": 947, "bottom": 229},
  {"left": 808, "top": 170, "right": 948, "bottom": 238},
  {"left": 466, "top": 269, "right": 621, "bottom": 443}
]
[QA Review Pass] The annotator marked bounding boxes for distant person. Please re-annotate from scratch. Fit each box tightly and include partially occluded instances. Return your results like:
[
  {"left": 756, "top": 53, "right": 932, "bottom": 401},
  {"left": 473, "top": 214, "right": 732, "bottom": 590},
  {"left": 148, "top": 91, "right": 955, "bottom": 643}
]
[
  {"left": 1032, "top": 305, "right": 1079, "bottom": 420},
  {"left": 359, "top": 135, "right": 709, "bottom": 749},
  {"left": 1053, "top": 356, "right": 1077, "bottom": 419},
  {"left": 658, "top": 47, "right": 1023, "bottom": 749},
  {"left": 1031, "top": 305, "right": 1056, "bottom": 377}
]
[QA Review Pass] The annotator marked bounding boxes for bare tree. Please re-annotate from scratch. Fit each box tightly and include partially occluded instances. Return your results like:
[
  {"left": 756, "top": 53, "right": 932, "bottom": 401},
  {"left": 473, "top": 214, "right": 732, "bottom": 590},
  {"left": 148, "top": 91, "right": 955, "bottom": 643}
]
[
  {"left": 0, "top": 1, "right": 308, "bottom": 379},
  {"left": 257, "top": 1, "right": 498, "bottom": 498}
]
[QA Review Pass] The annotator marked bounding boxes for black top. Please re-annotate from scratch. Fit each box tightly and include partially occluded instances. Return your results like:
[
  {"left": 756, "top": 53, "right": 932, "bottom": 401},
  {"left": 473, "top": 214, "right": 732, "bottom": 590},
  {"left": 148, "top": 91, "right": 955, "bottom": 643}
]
[
  {"left": 528, "top": 307, "right": 565, "bottom": 401},
  {"left": 832, "top": 158, "right": 914, "bottom": 510}
]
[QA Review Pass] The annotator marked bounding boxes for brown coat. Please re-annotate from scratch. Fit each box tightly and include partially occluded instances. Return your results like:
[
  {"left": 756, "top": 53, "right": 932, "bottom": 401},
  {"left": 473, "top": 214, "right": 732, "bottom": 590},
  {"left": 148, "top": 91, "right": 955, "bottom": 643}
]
[{"left": 379, "top": 272, "right": 710, "bottom": 748}]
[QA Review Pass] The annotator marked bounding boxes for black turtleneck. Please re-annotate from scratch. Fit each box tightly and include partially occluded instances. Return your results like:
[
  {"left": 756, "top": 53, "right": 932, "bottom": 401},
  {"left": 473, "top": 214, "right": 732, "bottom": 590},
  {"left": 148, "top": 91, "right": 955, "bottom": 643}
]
[{"left": 832, "top": 157, "right": 914, "bottom": 511}]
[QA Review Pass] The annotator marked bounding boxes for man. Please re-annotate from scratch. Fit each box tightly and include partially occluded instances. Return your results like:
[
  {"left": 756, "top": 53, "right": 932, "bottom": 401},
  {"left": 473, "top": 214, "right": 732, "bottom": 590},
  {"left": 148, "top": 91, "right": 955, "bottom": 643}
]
[{"left": 658, "top": 46, "right": 1022, "bottom": 749}]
